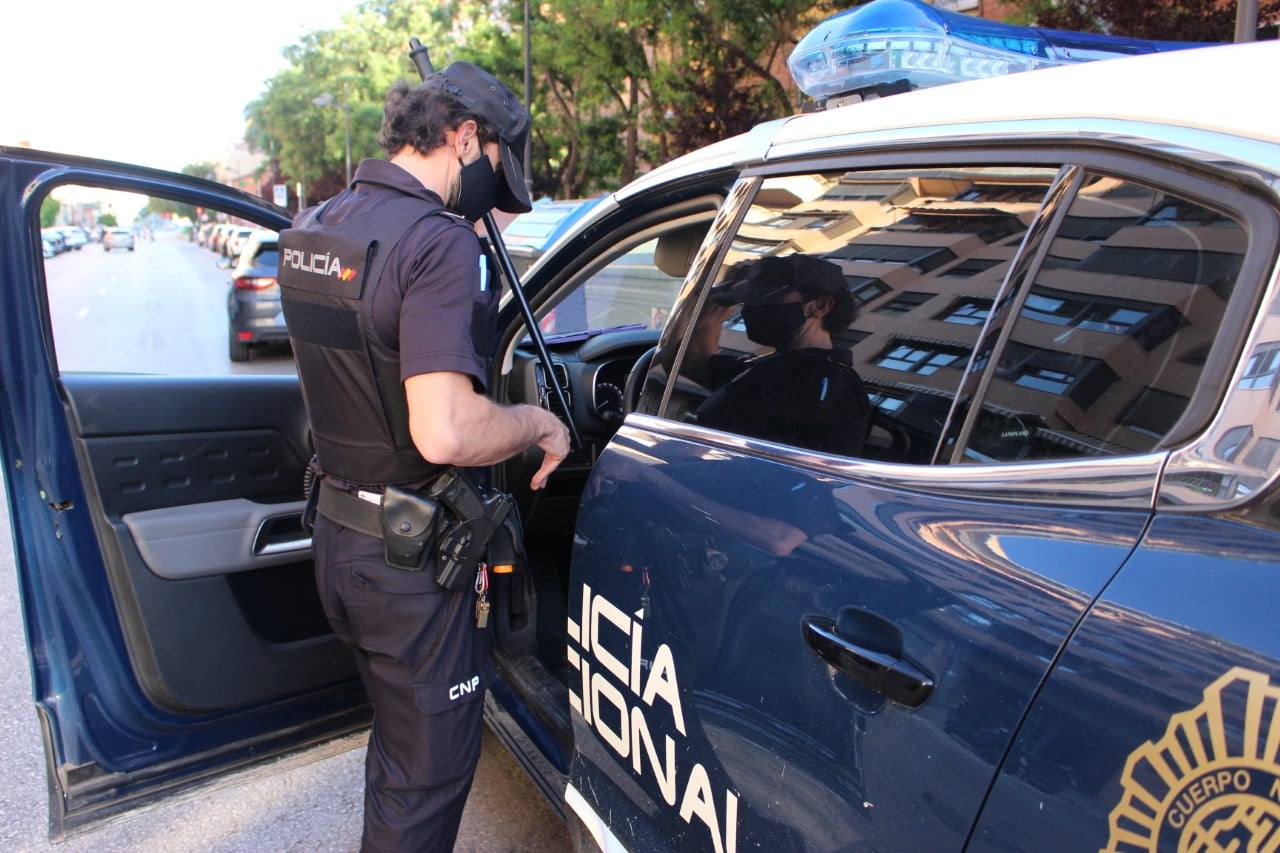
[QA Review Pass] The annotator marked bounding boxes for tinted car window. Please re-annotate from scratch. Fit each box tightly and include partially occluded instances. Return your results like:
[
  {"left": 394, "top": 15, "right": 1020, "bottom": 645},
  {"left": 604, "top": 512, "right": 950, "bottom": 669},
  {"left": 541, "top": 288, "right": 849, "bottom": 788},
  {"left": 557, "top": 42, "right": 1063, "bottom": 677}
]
[
  {"left": 964, "top": 174, "right": 1247, "bottom": 461},
  {"left": 666, "top": 166, "right": 1058, "bottom": 462},
  {"left": 252, "top": 247, "right": 280, "bottom": 271}
]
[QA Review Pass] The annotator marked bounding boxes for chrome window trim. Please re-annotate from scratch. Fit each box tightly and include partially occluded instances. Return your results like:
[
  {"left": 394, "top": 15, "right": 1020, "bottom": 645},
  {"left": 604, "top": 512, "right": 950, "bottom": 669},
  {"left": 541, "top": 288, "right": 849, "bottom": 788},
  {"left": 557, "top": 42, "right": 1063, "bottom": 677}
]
[
  {"left": 622, "top": 413, "right": 1162, "bottom": 510},
  {"left": 647, "top": 129, "right": 1280, "bottom": 514},
  {"left": 1160, "top": 257, "right": 1280, "bottom": 511}
]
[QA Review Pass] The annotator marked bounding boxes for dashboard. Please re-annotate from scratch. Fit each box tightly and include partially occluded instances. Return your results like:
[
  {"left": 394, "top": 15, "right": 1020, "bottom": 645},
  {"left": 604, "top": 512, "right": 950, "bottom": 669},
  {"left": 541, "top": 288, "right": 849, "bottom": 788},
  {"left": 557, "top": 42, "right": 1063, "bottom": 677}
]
[{"left": 502, "top": 327, "right": 661, "bottom": 513}]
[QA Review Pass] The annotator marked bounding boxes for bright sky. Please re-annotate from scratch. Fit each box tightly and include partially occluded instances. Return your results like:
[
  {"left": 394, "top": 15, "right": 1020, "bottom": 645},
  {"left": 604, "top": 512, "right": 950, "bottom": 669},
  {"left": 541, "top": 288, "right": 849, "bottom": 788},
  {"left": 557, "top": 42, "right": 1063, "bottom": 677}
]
[{"left": 1, "top": 0, "right": 365, "bottom": 173}]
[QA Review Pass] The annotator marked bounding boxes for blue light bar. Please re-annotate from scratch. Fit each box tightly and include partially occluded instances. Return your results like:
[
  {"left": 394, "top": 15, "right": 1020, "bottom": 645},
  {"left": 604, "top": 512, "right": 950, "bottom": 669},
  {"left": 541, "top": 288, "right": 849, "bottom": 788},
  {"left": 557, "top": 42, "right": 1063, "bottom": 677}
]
[{"left": 788, "top": 0, "right": 1212, "bottom": 102}]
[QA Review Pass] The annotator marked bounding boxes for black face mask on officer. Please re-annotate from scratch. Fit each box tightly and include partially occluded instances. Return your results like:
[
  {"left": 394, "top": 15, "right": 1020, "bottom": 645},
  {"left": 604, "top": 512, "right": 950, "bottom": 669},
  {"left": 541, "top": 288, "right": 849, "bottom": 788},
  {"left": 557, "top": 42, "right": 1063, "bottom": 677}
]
[
  {"left": 740, "top": 299, "right": 809, "bottom": 348},
  {"left": 448, "top": 153, "right": 500, "bottom": 223}
]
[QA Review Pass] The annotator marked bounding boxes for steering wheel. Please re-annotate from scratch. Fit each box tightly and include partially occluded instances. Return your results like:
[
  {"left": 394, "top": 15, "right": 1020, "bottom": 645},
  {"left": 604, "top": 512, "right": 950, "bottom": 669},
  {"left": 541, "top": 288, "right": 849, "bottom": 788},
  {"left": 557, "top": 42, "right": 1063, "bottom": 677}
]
[{"left": 623, "top": 346, "right": 657, "bottom": 415}]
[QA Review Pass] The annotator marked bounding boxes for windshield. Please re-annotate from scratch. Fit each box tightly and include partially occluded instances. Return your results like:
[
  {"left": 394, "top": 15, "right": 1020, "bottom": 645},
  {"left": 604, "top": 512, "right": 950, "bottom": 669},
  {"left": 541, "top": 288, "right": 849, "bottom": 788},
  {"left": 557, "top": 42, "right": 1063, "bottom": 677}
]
[{"left": 533, "top": 238, "right": 684, "bottom": 339}]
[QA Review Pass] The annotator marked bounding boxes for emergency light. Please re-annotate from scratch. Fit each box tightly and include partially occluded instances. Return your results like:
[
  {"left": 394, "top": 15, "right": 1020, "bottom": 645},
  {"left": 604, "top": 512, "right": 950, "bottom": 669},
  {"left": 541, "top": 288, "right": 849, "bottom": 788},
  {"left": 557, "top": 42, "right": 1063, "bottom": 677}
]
[{"left": 788, "top": 0, "right": 1211, "bottom": 104}]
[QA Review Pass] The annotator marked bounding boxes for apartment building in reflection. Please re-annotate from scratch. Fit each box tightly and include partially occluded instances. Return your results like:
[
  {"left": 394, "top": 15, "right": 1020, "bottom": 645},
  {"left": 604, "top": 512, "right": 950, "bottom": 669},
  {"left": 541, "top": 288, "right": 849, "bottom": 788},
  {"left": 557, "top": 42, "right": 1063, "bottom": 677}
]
[{"left": 720, "top": 165, "right": 1247, "bottom": 461}]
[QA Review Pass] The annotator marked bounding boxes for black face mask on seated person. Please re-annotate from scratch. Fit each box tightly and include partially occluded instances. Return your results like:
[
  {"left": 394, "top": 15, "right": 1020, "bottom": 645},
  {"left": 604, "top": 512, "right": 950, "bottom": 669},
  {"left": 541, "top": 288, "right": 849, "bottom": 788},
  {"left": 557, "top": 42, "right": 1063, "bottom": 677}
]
[
  {"left": 448, "top": 154, "right": 500, "bottom": 222},
  {"left": 740, "top": 300, "right": 809, "bottom": 349}
]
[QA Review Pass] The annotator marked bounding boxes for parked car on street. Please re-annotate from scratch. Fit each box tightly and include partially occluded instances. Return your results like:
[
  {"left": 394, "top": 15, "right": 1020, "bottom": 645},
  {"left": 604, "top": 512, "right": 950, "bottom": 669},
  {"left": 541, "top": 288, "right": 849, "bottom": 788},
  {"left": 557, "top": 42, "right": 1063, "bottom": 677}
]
[
  {"left": 223, "top": 226, "right": 255, "bottom": 259},
  {"left": 209, "top": 222, "right": 235, "bottom": 255},
  {"left": 102, "top": 227, "right": 135, "bottom": 251},
  {"left": 502, "top": 197, "right": 600, "bottom": 277},
  {"left": 225, "top": 230, "right": 285, "bottom": 361},
  {"left": 3, "top": 2, "right": 1280, "bottom": 849},
  {"left": 56, "top": 227, "right": 88, "bottom": 250},
  {"left": 40, "top": 228, "right": 66, "bottom": 254}
]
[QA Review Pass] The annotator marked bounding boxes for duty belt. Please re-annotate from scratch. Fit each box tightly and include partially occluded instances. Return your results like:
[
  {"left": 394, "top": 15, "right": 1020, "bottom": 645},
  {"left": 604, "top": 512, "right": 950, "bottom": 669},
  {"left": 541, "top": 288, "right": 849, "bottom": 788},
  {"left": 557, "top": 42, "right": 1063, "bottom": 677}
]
[
  {"left": 316, "top": 479, "right": 384, "bottom": 539},
  {"left": 317, "top": 478, "right": 443, "bottom": 574},
  {"left": 314, "top": 470, "right": 518, "bottom": 588}
]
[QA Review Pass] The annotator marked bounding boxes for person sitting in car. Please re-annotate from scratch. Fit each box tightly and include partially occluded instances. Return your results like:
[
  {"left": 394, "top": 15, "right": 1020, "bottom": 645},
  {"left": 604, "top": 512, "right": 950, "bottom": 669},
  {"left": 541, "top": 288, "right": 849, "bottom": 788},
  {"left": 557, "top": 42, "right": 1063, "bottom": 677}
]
[{"left": 683, "top": 253, "right": 871, "bottom": 457}]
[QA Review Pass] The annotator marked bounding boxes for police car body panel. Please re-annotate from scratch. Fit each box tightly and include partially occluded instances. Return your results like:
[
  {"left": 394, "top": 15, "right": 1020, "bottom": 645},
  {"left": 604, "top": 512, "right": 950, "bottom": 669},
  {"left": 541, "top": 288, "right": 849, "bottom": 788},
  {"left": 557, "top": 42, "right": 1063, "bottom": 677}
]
[
  {"left": 3, "top": 11, "right": 1280, "bottom": 852},
  {"left": 0, "top": 150, "right": 368, "bottom": 835},
  {"left": 568, "top": 421, "right": 1151, "bottom": 850},
  {"left": 548, "top": 38, "right": 1280, "bottom": 851},
  {"left": 972, "top": 513, "right": 1280, "bottom": 849}
]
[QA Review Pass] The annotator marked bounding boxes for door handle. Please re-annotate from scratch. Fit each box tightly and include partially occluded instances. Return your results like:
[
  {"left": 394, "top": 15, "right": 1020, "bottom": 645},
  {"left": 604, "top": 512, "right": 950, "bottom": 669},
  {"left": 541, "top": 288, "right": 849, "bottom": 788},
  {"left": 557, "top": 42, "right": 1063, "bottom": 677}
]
[
  {"left": 252, "top": 513, "right": 312, "bottom": 556},
  {"left": 802, "top": 616, "right": 934, "bottom": 707}
]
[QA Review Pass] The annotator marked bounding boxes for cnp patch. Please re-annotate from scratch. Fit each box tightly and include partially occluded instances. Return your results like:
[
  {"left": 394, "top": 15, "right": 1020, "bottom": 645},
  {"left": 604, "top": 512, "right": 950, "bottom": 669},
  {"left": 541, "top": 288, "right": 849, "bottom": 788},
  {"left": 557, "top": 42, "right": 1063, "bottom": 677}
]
[{"left": 1104, "top": 667, "right": 1280, "bottom": 852}]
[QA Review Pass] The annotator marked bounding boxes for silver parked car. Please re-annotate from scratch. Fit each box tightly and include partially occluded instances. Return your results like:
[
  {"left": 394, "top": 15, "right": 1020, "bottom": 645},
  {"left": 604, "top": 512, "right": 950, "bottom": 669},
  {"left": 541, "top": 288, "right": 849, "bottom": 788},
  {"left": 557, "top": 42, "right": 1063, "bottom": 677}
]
[{"left": 102, "top": 227, "right": 135, "bottom": 252}]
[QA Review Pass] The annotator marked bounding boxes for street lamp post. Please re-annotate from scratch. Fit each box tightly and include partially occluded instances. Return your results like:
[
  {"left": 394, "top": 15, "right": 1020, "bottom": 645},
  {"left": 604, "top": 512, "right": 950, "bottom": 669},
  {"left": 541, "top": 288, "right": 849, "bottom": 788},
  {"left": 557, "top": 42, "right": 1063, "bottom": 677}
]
[
  {"left": 1236, "top": 0, "right": 1258, "bottom": 42},
  {"left": 313, "top": 86, "right": 352, "bottom": 186},
  {"left": 524, "top": 0, "right": 532, "bottom": 194}
]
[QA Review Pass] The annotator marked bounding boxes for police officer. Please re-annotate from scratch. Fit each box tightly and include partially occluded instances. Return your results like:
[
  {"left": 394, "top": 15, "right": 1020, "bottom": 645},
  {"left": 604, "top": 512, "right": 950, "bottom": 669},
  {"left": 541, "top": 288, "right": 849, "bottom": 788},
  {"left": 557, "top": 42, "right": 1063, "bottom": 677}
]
[
  {"left": 687, "top": 254, "right": 871, "bottom": 457},
  {"left": 277, "top": 64, "right": 569, "bottom": 852}
]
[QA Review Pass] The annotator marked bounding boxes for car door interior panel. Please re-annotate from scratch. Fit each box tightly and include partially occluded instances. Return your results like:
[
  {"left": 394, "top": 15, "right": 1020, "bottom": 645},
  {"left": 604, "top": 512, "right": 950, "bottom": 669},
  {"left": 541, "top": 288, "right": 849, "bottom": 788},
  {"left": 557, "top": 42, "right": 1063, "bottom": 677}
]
[
  {"left": 122, "top": 498, "right": 310, "bottom": 579},
  {"left": 61, "top": 373, "right": 350, "bottom": 713}
]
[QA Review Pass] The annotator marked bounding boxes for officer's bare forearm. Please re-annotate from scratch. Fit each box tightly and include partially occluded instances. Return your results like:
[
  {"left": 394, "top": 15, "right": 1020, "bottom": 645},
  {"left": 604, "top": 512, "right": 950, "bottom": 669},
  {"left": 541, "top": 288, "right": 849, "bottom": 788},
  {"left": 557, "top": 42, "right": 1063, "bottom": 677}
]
[
  {"left": 406, "top": 371, "right": 570, "bottom": 473},
  {"left": 420, "top": 402, "right": 561, "bottom": 467}
]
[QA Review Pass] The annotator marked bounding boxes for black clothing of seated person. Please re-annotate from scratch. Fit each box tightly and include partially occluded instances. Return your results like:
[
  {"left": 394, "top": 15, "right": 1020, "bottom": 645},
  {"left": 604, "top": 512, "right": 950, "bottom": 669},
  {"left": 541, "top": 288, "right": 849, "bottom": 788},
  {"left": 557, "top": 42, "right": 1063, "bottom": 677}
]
[{"left": 688, "top": 254, "right": 871, "bottom": 457}]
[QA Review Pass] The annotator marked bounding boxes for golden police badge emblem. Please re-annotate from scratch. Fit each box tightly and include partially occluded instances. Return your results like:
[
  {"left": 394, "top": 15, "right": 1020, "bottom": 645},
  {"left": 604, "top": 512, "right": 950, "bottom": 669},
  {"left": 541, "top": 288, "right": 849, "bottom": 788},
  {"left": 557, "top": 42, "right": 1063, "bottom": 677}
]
[{"left": 1104, "top": 667, "right": 1280, "bottom": 852}]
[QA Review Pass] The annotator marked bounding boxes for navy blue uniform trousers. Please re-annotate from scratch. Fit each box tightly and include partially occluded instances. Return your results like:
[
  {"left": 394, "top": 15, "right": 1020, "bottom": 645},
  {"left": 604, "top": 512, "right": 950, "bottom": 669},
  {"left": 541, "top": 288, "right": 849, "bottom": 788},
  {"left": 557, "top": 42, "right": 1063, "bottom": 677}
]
[{"left": 313, "top": 513, "right": 492, "bottom": 852}]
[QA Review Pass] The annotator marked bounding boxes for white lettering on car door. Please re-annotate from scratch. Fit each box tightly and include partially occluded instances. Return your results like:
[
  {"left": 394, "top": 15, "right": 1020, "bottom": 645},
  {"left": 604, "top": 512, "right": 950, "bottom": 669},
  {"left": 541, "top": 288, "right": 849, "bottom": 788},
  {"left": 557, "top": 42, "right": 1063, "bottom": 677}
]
[{"left": 568, "top": 583, "right": 739, "bottom": 853}]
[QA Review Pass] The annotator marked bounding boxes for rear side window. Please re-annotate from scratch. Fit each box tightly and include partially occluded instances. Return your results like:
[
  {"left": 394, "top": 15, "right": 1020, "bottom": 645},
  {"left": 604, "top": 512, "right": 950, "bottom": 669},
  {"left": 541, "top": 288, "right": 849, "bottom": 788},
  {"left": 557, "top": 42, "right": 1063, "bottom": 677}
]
[
  {"left": 964, "top": 174, "right": 1247, "bottom": 462},
  {"left": 663, "top": 162, "right": 1261, "bottom": 468},
  {"left": 254, "top": 248, "right": 280, "bottom": 269},
  {"left": 664, "top": 166, "right": 1059, "bottom": 462}
]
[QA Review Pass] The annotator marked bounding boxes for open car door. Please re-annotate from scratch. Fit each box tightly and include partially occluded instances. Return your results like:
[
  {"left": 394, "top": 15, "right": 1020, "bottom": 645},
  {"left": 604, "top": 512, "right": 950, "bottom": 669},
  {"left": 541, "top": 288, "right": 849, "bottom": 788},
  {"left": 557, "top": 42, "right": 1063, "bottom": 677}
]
[{"left": 0, "top": 149, "right": 369, "bottom": 836}]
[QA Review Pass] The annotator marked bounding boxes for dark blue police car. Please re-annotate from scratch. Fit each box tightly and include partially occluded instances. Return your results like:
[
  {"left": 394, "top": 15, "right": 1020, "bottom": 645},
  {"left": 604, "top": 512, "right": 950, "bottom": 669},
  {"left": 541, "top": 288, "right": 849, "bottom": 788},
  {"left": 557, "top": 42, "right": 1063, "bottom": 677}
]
[{"left": 2, "top": 1, "right": 1279, "bottom": 849}]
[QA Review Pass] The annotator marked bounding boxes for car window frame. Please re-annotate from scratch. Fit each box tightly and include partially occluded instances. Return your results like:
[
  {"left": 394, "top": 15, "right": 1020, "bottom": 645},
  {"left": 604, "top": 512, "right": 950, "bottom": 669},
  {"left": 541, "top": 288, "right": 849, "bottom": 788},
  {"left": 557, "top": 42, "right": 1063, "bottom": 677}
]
[
  {"left": 493, "top": 193, "right": 727, "bottom": 376},
  {"left": 651, "top": 141, "right": 1280, "bottom": 511}
]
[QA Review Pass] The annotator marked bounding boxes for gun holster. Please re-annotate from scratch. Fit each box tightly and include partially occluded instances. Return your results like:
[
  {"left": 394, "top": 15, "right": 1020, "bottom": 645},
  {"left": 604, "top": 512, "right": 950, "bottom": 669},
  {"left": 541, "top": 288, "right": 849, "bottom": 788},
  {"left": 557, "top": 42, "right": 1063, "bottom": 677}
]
[
  {"left": 380, "top": 485, "right": 441, "bottom": 571},
  {"left": 429, "top": 469, "right": 514, "bottom": 591}
]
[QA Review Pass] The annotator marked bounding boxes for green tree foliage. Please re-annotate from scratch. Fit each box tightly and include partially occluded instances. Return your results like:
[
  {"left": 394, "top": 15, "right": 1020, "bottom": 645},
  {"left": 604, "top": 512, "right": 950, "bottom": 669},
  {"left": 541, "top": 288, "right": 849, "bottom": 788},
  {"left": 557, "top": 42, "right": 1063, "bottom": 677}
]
[
  {"left": 183, "top": 161, "right": 219, "bottom": 182},
  {"left": 245, "top": 1, "right": 460, "bottom": 201},
  {"left": 98, "top": 213, "right": 118, "bottom": 228},
  {"left": 141, "top": 162, "right": 221, "bottom": 222},
  {"left": 1011, "top": 0, "right": 1280, "bottom": 41},
  {"left": 40, "top": 196, "right": 60, "bottom": 228},
  {"left": 243, "top": 0, "right": 838, "bottom": 201},
  {"left": 653, "top": 0, "right": 839, "bottom": 156},
  {"left": 468, "top": 0, "right": 836, "bottom": 197}
]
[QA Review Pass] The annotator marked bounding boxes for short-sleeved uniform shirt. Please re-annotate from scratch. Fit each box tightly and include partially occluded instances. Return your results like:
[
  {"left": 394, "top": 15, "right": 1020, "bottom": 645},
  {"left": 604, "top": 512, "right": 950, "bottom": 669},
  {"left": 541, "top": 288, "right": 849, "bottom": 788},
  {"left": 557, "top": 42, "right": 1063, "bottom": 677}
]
[{"left": 304, "top": 159, "right": 500, "bottom": 394}]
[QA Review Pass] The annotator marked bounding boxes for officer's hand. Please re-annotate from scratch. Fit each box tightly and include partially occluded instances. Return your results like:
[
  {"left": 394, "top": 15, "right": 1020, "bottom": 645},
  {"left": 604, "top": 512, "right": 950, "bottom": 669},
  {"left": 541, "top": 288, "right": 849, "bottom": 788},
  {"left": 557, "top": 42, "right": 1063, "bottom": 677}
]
[{"left": 530, "top": 410, "right": 571, "bottom": 491}]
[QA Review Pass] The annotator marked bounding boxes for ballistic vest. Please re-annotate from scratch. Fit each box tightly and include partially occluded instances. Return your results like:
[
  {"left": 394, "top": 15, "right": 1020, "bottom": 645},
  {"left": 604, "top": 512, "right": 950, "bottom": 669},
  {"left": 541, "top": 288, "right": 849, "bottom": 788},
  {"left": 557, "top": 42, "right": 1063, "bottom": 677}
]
[{"left": 278, "top": 194, "right": 461, "bottom": 486}]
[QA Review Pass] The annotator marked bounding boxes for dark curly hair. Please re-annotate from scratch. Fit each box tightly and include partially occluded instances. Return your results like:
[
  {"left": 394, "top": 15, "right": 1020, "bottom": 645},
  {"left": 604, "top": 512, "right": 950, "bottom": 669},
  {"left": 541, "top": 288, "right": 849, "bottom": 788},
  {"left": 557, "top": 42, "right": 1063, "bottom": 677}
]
[
  {"left": 814, "top": 284, "right": 857, "bottom": 334},
  {"left": 376, "top": 77, "right": 498, "bottom": 157}
]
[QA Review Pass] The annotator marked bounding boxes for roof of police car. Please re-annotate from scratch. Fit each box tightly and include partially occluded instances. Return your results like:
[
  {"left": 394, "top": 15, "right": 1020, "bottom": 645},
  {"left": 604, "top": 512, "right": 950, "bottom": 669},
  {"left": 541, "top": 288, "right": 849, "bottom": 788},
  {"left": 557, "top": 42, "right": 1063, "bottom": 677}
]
[{"left": 618, "top": 39, "right": 1280, "bottom": 202}]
